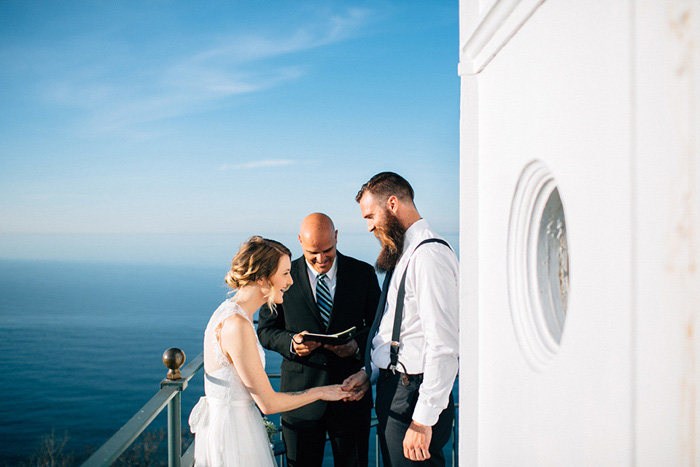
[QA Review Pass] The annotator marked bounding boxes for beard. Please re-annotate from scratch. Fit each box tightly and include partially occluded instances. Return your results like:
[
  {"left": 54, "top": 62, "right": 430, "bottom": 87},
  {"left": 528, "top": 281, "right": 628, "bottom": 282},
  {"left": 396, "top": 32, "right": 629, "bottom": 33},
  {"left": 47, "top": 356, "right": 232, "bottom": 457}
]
[{"left": 374, "top": 211, "right": 406, "bottom": 273}]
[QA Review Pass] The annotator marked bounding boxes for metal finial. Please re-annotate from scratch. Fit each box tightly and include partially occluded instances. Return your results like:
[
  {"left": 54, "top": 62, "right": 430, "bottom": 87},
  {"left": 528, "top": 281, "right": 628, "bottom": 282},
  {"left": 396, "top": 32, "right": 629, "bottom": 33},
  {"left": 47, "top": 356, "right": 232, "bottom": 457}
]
[{"left": 162, "top": 348, "right": 186, "bottom": 380}]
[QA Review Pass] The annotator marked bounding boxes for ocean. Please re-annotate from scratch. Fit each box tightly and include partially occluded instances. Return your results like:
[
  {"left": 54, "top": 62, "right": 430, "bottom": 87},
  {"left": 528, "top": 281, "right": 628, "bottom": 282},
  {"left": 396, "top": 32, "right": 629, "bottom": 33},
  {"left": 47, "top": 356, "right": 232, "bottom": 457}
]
[
  {"left": 0, "top": 259, "right": 228, "bottom": 464},
  {"left": 0, "top": 257, "right": 458, "bottom": 465}
]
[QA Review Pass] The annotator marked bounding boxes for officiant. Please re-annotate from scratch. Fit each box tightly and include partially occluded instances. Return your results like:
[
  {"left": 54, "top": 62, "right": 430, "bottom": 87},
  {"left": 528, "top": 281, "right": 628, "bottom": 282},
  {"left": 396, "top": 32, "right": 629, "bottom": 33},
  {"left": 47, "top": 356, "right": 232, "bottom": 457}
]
[{"left": 258, "top": 213, "right": 380, "bottom": 467}]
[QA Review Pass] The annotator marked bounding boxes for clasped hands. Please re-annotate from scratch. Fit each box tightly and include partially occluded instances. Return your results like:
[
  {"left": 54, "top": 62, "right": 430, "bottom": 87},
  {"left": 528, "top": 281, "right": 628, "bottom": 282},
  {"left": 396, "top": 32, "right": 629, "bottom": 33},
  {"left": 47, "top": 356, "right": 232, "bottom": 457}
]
[{"left": 291, "top": 332, "right": 368, "bottom": 401}]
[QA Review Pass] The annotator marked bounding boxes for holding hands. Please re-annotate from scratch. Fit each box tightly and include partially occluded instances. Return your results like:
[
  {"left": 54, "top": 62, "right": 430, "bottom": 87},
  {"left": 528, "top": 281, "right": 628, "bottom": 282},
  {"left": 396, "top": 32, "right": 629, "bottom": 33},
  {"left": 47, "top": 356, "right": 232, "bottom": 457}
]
[
  {"left": 315, "top": 371, "right": 368, "bottom": 404},
  {"left": 292, "top": 329, "right": 369, "bottom": 405},
  {"left": 341, "top": 370, "right": 370, "bottom": 402},
  {"left": 318, "top": 384, "right": 351, "bottom": 402}
]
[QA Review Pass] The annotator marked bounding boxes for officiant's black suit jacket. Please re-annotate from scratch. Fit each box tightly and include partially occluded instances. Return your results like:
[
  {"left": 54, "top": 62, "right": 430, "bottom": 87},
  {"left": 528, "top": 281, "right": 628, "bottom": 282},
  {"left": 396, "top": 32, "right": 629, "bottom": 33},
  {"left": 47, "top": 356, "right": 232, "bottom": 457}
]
[{"left": 257, "top": 252, "right": 380, "bottom": 421}]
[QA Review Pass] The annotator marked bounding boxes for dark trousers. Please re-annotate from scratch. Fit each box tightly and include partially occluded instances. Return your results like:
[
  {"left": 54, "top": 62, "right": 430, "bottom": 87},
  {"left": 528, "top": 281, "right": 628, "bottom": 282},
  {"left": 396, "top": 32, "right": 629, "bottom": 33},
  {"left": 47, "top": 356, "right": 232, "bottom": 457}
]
[
  {"left": 375, "top": 371, "right": 455, "bottom": 467},
  {"left": 282, "top": 404, "right": 371, "bottom": 467}
]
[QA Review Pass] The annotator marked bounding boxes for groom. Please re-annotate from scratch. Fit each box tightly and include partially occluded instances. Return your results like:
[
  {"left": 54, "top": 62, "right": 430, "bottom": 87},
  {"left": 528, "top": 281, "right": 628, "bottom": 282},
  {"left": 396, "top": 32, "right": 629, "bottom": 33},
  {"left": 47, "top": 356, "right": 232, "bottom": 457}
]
[
  {"left": 258, "top": 213, "right": 380, "bottom": 467},
  {"left": 342, "top": 172, "right": 459, "bottom": 466}
]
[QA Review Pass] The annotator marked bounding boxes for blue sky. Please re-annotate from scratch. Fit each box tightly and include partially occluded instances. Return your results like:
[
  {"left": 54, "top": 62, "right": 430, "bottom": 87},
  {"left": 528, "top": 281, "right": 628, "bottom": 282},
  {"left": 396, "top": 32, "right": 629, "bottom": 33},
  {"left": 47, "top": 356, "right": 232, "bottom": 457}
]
[{"left": 0, "top": 1, "right": 459, "bottom": 266}]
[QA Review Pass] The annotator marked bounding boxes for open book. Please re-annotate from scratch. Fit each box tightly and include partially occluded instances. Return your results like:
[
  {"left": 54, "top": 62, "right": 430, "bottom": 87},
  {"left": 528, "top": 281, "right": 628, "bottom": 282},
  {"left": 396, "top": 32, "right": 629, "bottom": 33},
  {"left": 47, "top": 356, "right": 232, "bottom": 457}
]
[{"left": 302, "top": 326, "right": 368, "bottom": 345}]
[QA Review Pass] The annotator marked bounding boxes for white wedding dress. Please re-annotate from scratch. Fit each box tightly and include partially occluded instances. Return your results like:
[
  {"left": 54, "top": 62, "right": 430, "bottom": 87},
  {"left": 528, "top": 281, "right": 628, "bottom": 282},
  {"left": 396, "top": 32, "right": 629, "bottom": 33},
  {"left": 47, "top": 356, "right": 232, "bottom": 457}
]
[{"left": 188, "top": 298, "right": 277, "bottom": 466}]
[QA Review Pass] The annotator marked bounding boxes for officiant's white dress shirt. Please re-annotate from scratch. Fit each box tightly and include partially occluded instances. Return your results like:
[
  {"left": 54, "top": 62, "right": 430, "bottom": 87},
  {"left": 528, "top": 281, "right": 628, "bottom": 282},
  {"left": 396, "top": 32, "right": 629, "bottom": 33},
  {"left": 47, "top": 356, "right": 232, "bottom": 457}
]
[
  {"left": 289, "top": 257, "right": 339, "bottom": 356},
  {"left": 305, "top": 256, "right": 338, "bottom": 301},
  {"left": 370, "top": 219, "right": 459, "bottom": 426}
]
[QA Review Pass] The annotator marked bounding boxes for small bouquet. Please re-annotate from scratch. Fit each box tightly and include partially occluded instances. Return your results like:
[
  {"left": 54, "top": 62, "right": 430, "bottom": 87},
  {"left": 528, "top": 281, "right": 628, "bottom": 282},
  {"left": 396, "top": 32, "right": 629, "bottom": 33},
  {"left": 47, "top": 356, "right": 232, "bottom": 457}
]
[{"left": 262, "top": 417, "right": 280, "bottom": 444}]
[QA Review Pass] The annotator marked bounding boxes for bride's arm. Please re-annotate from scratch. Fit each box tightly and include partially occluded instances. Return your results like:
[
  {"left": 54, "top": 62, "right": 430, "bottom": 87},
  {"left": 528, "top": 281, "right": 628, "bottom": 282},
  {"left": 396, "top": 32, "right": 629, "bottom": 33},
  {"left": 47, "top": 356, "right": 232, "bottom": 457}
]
[{"left": 220, "top": 315, "right": 347, "bottom": 415}]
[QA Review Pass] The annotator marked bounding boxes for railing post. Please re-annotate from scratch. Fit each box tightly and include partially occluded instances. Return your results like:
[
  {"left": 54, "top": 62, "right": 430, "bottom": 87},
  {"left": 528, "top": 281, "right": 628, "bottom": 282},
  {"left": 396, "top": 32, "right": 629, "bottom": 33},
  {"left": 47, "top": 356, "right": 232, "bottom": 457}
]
[
  {"left": 162, "top": 348, "right": 187, "bottom": 467},
  {"left": 167, "top": 391, "right": 182, "bottom": 467},
  {"left": 375, "top": 428, "right": 380, "bottom": 466}
]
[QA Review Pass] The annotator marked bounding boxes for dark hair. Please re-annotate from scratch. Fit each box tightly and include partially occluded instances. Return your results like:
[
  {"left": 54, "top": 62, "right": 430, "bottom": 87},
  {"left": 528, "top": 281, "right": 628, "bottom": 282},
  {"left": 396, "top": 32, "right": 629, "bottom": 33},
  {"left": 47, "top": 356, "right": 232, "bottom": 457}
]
[{"left": 355, "top": 171, "right": 415, "bottom": 205}]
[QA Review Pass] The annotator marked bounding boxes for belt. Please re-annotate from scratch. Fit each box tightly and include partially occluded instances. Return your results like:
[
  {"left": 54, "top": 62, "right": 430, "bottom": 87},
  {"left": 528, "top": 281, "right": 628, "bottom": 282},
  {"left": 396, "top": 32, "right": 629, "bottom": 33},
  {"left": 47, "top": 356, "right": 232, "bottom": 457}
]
[
  {"left": 206, "top": 396, "right": 256, "bottom": 408},
  {"left": 379, "top": 368, "right": 423, "bottom": 384}
]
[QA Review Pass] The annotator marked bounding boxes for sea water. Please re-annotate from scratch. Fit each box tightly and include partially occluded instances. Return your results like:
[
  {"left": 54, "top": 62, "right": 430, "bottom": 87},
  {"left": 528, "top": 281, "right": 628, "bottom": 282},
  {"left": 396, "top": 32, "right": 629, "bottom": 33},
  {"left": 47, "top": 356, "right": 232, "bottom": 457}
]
[
  {"left": 0, "top": 257, "right": 457, "bottom": 465},
  {"left": 0, "top": 260, "right": 227, "bottom": 463}
]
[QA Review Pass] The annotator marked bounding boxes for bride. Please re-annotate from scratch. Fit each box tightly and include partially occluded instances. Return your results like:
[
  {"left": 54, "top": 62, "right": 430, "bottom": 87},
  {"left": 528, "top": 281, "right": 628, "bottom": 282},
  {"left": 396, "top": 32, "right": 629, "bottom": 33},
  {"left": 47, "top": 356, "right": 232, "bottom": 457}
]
[{"left": 189, "top": 236, "right": 348, "bottom": 466}]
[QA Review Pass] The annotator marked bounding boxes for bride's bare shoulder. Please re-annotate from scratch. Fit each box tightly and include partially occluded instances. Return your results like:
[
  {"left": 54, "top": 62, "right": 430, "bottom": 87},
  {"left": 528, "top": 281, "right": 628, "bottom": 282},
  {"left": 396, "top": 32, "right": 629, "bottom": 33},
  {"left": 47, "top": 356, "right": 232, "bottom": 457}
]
[{"left": 219, "top": 313, "right": 255, "bottom": 342}]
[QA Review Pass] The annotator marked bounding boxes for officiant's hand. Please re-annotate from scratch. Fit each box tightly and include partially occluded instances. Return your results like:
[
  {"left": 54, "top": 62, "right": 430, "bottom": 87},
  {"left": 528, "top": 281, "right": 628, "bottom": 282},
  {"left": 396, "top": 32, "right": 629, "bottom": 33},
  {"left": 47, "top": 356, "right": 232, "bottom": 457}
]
[
  {"left": 324, "top": 338, "right": 358, "bottom": 358},
  {"left": 292, "top": 331, "right": 321, "bottom": 356},
  {"left": 341, "top": 370, "right": 370, "bottom": 401}
]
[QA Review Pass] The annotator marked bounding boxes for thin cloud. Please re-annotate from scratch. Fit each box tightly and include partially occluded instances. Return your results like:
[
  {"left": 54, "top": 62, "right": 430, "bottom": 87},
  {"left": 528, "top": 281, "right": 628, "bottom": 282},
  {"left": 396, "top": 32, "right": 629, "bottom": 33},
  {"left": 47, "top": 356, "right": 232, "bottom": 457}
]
[
  {"left": 191, "top": 7, "right": 371, "bottom": 64},
  {"left": 166, "top": 7, "right": 372, "bottom": 95},
  {"left": 26, "top": 7, "right": 373, "bottom": 136},
  {"left": 221, "top": 159, "right": 298, "bottom": 171}
]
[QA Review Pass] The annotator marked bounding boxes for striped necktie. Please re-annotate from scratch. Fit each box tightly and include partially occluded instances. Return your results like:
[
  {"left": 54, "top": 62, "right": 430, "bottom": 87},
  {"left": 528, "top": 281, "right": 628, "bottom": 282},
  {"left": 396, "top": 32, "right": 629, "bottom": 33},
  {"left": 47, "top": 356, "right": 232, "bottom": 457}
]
[{"left": 316, "top": 273, "right": 333, "bottom": 326}]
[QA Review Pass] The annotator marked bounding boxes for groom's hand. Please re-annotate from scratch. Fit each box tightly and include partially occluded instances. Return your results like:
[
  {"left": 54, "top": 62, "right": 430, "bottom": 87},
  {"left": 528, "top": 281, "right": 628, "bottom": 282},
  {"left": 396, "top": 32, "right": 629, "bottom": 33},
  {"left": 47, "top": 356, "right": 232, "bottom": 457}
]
[
  {"left": 291, "top": 331, "right": 321, "bottom": 356},
  {"left": 323, "top": 339, "right": 358, "bottom": 358},
  {"left": 341, "top": 370, "right": 369, "bottom": 401},
  {"left": 403, "top": 421, "right": 432, "bottom": 461}
]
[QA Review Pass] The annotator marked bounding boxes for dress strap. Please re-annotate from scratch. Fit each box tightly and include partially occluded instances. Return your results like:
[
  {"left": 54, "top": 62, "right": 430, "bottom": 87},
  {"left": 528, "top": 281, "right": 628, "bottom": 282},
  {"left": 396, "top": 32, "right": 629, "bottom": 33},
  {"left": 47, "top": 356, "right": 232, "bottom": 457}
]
[{"left": 214, "top": 298, "right": 255, "bottom": 329}]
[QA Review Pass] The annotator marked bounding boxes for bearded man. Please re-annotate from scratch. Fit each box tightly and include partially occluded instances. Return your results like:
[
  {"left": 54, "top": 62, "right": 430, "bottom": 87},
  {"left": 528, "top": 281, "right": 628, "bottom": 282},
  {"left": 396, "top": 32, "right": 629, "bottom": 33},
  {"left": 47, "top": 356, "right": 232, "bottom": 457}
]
[{"left": 342, "top": 172, "right": 459, "bottom": 467}]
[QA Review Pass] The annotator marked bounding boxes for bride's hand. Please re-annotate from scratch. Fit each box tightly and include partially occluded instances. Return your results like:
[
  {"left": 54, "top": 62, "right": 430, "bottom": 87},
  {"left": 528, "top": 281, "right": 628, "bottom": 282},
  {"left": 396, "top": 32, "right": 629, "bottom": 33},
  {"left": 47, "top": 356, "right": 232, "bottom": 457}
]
[{"left": 319, "top": 384, "right": 350, "bottom": 402}]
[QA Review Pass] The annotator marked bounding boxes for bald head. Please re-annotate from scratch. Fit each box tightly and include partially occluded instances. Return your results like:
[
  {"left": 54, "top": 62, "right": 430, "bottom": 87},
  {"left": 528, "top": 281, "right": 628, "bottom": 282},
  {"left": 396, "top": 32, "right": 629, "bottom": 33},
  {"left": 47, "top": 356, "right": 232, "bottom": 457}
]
[
  {"left": 300, "top": 213, "right": 335, "bottom": 238},
  {"left": 299, "top": 213, "right": 338, "bottom": 274}
]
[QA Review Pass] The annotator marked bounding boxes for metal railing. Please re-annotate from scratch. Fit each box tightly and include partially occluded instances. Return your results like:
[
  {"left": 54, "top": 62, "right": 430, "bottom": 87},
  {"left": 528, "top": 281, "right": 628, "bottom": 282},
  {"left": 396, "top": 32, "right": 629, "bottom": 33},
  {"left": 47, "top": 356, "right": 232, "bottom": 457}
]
[
  {"left": 82, "top": 349, "right": 201, "bottom": 467},
  {"left": 82, "top": 348, "right": 458, "bottom": 467}
]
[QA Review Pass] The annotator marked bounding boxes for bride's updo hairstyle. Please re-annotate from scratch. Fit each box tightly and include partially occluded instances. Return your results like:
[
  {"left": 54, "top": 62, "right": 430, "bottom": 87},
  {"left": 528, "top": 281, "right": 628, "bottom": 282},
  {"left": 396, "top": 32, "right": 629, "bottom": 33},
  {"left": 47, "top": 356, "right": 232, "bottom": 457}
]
[{"left": 225, "top": 236, "right": 292, "bottom": 310}]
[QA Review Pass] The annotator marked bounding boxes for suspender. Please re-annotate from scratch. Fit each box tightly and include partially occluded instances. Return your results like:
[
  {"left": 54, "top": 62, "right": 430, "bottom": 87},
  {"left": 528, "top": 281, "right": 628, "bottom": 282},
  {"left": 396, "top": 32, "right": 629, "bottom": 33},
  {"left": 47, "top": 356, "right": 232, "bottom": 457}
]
[{"left": 388, "top": 238, "right": 452, "bottom": 373}]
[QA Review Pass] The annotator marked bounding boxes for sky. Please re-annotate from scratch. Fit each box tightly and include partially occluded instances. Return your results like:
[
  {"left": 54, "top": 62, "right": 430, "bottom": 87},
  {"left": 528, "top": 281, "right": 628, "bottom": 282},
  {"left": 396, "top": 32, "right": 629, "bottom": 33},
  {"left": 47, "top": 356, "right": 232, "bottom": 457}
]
[{"left": 0, "top": 0, "right": 460, "bottom": 267}]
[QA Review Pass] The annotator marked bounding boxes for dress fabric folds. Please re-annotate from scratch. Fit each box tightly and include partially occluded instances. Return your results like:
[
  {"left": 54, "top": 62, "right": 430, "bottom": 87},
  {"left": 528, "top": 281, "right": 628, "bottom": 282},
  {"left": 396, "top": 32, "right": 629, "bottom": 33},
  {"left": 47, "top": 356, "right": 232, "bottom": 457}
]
[{"left": 188, "top": 299, "right": 276, "bottom": 467}]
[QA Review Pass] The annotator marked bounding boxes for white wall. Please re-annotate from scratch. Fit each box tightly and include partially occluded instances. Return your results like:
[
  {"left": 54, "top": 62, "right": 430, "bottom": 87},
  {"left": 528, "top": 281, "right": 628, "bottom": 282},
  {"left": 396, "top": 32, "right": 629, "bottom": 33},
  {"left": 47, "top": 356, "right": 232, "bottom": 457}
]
[
  {"left": 459, "top": 0, "right": 699, "bottom": 465},
  {"left": 634, "top": 1, "right": 700, "bottom": 464}
]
